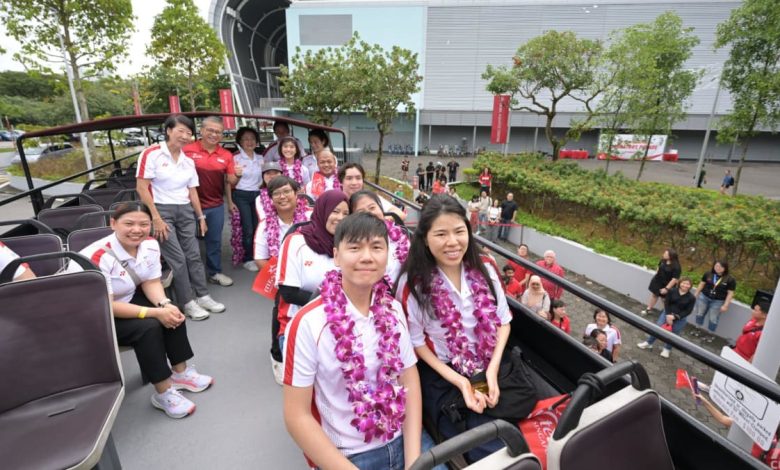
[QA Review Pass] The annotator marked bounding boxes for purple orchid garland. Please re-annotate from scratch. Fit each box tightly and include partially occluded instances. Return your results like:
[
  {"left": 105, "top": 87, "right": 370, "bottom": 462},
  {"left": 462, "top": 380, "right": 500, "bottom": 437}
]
[
  {"left": 321, "top": 270, "right": 407, "bottom": 443},
  {"left": 260, "top": 190, "right": 309, "bottom": 258},
  {"left": 279, "top": 157, "right": 304, "bottom": 185},
  {"left": 230, "top": 208, "right": 244, "bottom": 266},
  {"left": 384, "top": 219, "right": 410, "bottom": 265}
]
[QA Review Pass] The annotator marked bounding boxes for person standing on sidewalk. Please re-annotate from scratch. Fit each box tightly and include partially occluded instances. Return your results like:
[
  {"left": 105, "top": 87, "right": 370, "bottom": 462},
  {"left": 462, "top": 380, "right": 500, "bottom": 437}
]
[
  {"left": 425, "top": 161, "right": 435, "bottom": 191},
  {"left": 637, "top": 277, "right": 696, "bottom": 358},
  {"left": 498, "top": 192, "right": 518, "bottom": 241},
  {"left": 231, "top": 127, "right": 264, "bottom": 272},
  {"left": 536, "top": 250, "right": 565, "bottom": 301},
  {"left": 693, "top": 260, "right": 736, "bottom": 337},
  {"left": 183, "top": 116, "right": 238, "bottom": 287}
]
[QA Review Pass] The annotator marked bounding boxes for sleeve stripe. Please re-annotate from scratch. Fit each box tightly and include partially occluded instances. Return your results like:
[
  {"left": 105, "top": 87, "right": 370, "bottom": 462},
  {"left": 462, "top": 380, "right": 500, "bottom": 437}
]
[
  {"left": 283, "top": 298, "right": 323, "bottom": 385},
  {"left": 137, "top": 145, "right": 159, "bottom": 179}
]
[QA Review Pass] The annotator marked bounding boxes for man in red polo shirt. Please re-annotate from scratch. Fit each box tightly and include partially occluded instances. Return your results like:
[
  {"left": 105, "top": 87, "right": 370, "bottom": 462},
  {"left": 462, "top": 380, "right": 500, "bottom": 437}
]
[
  {"left": 183, "top": 116, "right": 239, "bottom": 287},
  {"left": 734, "top": 301, "right": 768, "bottom": 362}
]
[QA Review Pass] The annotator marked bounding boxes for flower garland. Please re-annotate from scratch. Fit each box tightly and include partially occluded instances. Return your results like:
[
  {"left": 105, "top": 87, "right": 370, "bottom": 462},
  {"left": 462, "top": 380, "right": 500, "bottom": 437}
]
[
  {"left": 260, "top": 189, "right": 309, "bottom": 258},
  {"left": 230, "top": 208, "right": 244, "bottom": 266},
  {"left": 430, "top": 266, "right": 501, "bottom": 376},
  {"left": 280, "top": 157, "right": 304, "bottom": 185},
  {"left": 384, "top": 219, "right": 409, "bottom": 265},
  {"left": 321, "top": 270, "right": 406, "bottom": 443}
]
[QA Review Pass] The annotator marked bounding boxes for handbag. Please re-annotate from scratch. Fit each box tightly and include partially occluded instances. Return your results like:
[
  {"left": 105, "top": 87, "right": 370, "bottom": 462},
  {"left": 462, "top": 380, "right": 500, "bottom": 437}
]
[{"left": 440, "top": 346, "right": 539, "bottom": 428}]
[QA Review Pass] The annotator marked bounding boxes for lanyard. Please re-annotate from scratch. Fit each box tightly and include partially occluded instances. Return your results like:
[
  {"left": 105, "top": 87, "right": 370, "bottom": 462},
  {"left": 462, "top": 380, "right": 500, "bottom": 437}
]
[{"left": 712, "top": 274, "right": 723, "bottom": 289}]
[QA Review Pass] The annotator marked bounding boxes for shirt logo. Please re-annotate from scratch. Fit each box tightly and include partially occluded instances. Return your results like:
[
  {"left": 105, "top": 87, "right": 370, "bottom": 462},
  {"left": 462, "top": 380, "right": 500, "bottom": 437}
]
[
  {"left": 161, "top": 162, "right": 169, "bottom": 167},
  {"left": 217, "top": 158, "right": 225, "bottom": 163},
  {"left": 119, "top": 271, "right": 126, "bottom": 277}
]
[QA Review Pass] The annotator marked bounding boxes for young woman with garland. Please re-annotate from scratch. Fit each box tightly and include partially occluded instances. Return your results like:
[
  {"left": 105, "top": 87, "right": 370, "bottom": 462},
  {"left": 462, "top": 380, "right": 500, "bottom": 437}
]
[
  {"left": 253, "top": 161, "right": 284, "bottom": 225},
  {"left": 305, "top": 150, "right": 341, "bottom": 200},
  {"left": 396, "top": 195, "right": 512, "bottom": 463},
  {"left": 348, "top": 190, "right": 410, "bottom": 283},
  {"left": 284, "top": 213, "right": 441, "bottom": 470},
  {"left": 278, "top": 136, "right": 311, "bottom": 187}
]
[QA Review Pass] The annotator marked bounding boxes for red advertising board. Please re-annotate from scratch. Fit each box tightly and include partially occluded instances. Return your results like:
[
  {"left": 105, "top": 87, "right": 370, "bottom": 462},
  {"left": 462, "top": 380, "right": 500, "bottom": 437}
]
[
  {"left": 219, "top": 89, "right": 236, "bottom": 129},
  {"left": 168, "top": 95, "right": 181, "bottom": 113},
  {"left": 490, "top": 95, "right": 510, "bottom": 144}
]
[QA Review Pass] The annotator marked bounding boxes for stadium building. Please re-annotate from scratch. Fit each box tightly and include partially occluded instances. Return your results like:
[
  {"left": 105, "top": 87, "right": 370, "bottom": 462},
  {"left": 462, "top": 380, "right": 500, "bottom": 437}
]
[{"left": 209, "top": 0, "right": 779, "bottom": 162}]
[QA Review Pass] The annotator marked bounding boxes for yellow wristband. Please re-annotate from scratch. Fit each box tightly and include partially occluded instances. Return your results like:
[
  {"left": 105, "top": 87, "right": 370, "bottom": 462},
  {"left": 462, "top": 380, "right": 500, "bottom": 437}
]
[{"left": 138, "top": 307, "right": 148, "bottom": 319}]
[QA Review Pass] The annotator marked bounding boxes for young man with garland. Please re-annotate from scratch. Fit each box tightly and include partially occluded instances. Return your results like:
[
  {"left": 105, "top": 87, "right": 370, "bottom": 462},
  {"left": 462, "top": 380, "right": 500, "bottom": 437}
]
[{"left": 283, "top": 213, "right": 425, "bottom": 469}]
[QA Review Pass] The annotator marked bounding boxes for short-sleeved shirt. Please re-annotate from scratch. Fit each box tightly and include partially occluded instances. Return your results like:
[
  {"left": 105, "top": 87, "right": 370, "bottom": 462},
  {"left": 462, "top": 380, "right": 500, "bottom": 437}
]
[
  {"left": 277, "top": 233, "right": 336, "bottom": 337},
  {"left": 262, "top": 137, "right": 307, "bottom": 163},
  {"left": 734, "top": 319, "right": 763, "bottom": 361},
  {"left": 233, "top": 149, "right": 264, "bottom": 192},
  {"left": 397, "top": 261, "right": 512, "bottom": 364},
  {"left": 67, "top": 233, "right": 162, "bottom": 303},
  {"left": 536, "top": 260, "right": 565, "bottom": 300},
  {"left": 584, "top": 323, "right": 622, "bottom": 353},
  {"left": 183, "top": 140, "right": 235, "bottom": 209},
  {"left": 302, "top": 154, "right": 319, "bottom": 178},
  {"left": 0, "top": 241, "right": 28, "bottom": 280},
  {"left": 500, "top": 200, "right": 518, "bottom": 220},
  {"left": 503, "top": 277, "right": 523, "bottom": 299},
  {"left": 254, "top": 216, "right": 292, "bottom": 261},
  {"left": 551, "top": 315, "right": 571, "bottom": 334},
  {"left": 136, "top": 142, "right": 199, "bottom": 205},
  {"left": 254, "top": 190, "right": 270, "bottom": 225},
  {"left": 700, "top": 271, "right": 736, "bottom": 300},
  {"left": 305, "top": 173, "right": 339, "bottom": 200},
  {"left": 283, "top": 295, "right": 417, "bottom": 456}
]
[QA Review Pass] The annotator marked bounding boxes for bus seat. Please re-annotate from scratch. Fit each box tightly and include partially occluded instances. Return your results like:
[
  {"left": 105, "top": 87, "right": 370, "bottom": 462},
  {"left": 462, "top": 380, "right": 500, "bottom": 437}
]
[
  {"left": 0, "top": 233, "right": 63, "bottom": 276},
  {"left": 67, "top": 227, "right": 114, "bottom": 253},
  {"left": 0, "top": 252, "right": 124, "bottom": 470},
  {"left": 73, "top": 210, "right": 115, "bottom": 231},
  {"left": 38, "top": 204, "right": 103, "bottom": 239}
]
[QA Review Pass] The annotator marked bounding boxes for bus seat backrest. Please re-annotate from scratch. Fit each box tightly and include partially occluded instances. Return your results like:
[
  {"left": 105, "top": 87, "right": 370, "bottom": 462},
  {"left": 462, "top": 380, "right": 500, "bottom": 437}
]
[{"left": 0, "top": 233, "right": 63, "bottom": 276}]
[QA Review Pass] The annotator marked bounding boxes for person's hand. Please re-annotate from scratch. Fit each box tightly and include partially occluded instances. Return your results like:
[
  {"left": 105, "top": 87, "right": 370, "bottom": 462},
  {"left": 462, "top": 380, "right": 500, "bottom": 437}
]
[
  {"left": 154, "top": 307, "right": 183, "bottom": 329},
  {"left": 153, "top": 217, "right": 170, "bottom": 241},
  {"left": 665, "top": 314, "right": 675, "bottom": 326},
  {"left": 229, "top": 202, "right": 238, "bottom": 213},
  {"left": 720, "top": 304, "right": 729, "bottom": 313},
  {"left": 235, "top": 165, "right": 243, "bottom": 177},
  {"left": 199, "top": 218, "right": 208, "bottom": 236},
  {"left": 486, "top": 366, "right": 501, "bottom": 408},
  {"left": 660, "top": 287, "right": 668, "bottom": 295},
  {"left": 457, "top": 376, "right": 486, "bottom": 414}
]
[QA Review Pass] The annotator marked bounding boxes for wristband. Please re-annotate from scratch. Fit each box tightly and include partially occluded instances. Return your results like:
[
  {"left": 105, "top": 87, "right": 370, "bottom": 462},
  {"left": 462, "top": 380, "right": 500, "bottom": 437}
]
[
  {"left": 138, "top": 307, "right": 148, "bottom": 319},
  {"left": 197, "top": 215, "right": 206, "bottom": 220}
]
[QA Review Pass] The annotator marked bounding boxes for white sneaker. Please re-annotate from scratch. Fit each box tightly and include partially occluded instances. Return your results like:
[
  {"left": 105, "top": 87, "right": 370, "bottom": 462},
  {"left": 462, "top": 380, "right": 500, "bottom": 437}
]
[
  {"left": 197, "top": 295, "right": 226, "bottom": 313},
  {"left": 660, "top": 349, "right": 671, "bottom": 359},
  {"left": 171, "top": 365, "right": 214, "bottom": 393},
  {"left": 208, "top": 273, "right": 234, "bottom": 286},
  {"left": 270, "top": 354, "right": 283, "bottom": 386},
  {"left": 636, "top": 341, "right": 653, "bottom": 350},
  {"left": 151, "top": 387, "right": 195, "bottom": 419},
  {"left": 183, "top": 301, "right": 210, "bottom": 321},
  {"left": 243, "top": 261, "right": 259, "bottom": 272}
]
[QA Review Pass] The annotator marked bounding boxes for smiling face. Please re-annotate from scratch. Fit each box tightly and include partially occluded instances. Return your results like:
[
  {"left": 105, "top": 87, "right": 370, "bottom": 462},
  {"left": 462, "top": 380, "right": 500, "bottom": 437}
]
[
  {"left": 200, "top": 121, "right": 223, "bottom": 148},
  {"left": 111, "top": 211, "right": 152, "bottom": 250},
  {"left": 309, "top": 135, "right": 325, "bottom": 154},
  {"left": 271, "top": 183, "right": 296, "bottom": 213},
  {"left": 325, "top": 201, "right": 349, "bottom": 235},
  {"left": 517, "top": 245, "right": 528, "bottom": 258},
  {"left": 317, "top": 152, "right": 337, "bottom": 177},
  {"left": 595, "top": 311, "right": 609, "bottom": 329},
  {"left": 334, "top": 235, "right": 388, "bottom": 289},
  {"left": 239, "top": 132, "right": 257, "bottom": 154},
  {"left": 713, "top": 262, "right": 725, "bottom": 275},
  {"left": 425, "top": 213, "right": 469, "bottom": 271},
  {"left": 595, "top": 332, "right": 607, "bottom": 351},
  {"left": 281, "top": 141, "right": 297, "bottom": 160},
  {"left": 166, "top": 123, "right": 193, "bottom": 149},
  {"left": 678, "top": 279, "right": 692, "bottom": 294},
  {"left": 544, "top": 252, "right": 556, "bottom": 266},
  {"left": 342, "top": 168, "right": 364, "bottom": 197},
  {"left": 353, "top": 195, "right": 384, "bottom": 220}
]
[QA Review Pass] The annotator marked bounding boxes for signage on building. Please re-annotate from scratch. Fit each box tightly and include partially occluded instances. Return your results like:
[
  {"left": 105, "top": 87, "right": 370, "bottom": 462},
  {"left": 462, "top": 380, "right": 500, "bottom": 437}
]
[
  {"left": 597, "top": 134, "right": 667, "bottom": 160},
  {"left": 490, "top": 95, "right": 510, "bottom": 144}
]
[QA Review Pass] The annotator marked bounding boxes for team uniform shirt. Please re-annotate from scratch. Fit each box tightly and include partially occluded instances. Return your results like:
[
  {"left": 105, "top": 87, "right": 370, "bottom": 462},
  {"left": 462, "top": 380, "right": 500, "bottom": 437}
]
[
  {"left": 183, "top": 140, "right": 235, "bottom": 209},
  {"left": 254, "top": 216, "right": 293, "bottom": 261},
  {"left": 584, "top": 323, "right": 622, "bottom": 353},
  {"left": 385, "top": 236, "right": 405, "bottom": 284},
  {"left": 233, "top": 149, "right": 264, "bottom": 191},
  {"left": 302, "top": 154, "right": 319, "bottom": 178},
  {"left": 283, "top": 295, "right": 416, "bottom": 456},
  {"left": 0, "top": 241, "right": 28, "bottom": 280},
  {"left": 734, "top": 318, "right": 763, "bottom": 361},
  {"left": 136, "top": 142, "right": 199, "bottom": 205},
  {"left": 397, "top": 260, "right": 511, "bottom": 364},
  {"left": 276, "top": 232, "right": 337, "bottom": 337},
  {"left": 66, "top": 233, "right": 162, "bottom": 303},
  {"left": 503, "top": 277, "right": 524, "bottom": 299},
  {"left": 305, "top": 173, "right": 339, "bottom": 200},
  {"left": 262, "top": 137, "right": 307, "bottom": 163},
  {"left": 550, "top": 315, "right": 571, "bottom": 334},
  {"left": 507, "top": 259, "right": 529, "bottom": 295}
]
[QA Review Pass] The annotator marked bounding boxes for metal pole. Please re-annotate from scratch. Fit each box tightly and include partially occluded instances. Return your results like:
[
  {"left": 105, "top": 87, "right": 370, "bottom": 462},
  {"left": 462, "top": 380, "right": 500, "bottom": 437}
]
[
  {"left": 503, "top": 108, "right": 513, "bottom": 156},
  {"left": 413, "top": 108, "right": 420, "bottom": 157},
  {"left": 427, "top": 124, "right": 432, "bottom": 152},
  {"left": 58, "top": 28, "right": 93, "bottom": 178},
  {"left": 472, "top": 125, "right": 477, "bottom": 156},
  {"left": 695, "top": 73, "right": 723, "bottom": 187},
  {"left": 533, "top": 127, "right": 539, "bottom": 152}
]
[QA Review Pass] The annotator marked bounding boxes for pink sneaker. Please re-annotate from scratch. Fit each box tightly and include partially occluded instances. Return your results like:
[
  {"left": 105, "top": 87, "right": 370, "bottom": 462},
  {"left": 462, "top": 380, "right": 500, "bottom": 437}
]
[
  {"left": 170, "top": 365, "right": 214, "bottom": 393},
  {"left": 151, "top": 387, "right": 195, "bottom": 419}
]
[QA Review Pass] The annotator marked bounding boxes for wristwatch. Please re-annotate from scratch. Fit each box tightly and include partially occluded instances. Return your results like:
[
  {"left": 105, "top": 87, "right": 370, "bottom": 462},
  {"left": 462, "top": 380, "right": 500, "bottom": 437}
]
[{"left": 157, "top": 298, "right": 173, "bottom": 307}]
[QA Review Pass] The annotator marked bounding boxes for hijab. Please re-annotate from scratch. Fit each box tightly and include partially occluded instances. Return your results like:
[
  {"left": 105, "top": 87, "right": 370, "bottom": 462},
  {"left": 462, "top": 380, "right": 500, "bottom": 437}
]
[{"left": 301, "top": 189, "right": 348, "bottom": 256}]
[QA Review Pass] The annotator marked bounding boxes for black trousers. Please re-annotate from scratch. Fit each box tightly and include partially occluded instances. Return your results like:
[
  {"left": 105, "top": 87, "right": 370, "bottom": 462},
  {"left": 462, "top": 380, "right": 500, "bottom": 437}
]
[
  {"left": 426, "top": 174, "right": 434, "bottom": 189},
  {"left": 115, "top": 291, "right": 195, "bottom": 384},
  {"left": 270, "top": 293, "right": 282, "bottom": 362}
]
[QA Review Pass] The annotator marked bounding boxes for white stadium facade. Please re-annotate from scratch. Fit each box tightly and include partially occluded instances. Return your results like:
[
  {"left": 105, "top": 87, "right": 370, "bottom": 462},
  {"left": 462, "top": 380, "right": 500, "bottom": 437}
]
[{"left": 208, "top": 0, "right": 779, "bottom": 162}]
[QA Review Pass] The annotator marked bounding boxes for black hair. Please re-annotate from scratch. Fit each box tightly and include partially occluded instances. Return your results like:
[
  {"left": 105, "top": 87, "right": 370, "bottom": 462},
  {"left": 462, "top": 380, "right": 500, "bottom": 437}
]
[
  {"left": 593, "top": 308, "right": 612, "bottom": 325},
  {"left": 112, "top": 202, "right": 153, "bottom": 221},
  {"left": 308, "top": 129, "right": 330, "bottom": 148},
  {"left": 267, "top": 175, "right": 300, "bottom": 196},
  {"left": 713, "top": 259, "right": 730, "bottom": 277},
  {"left": 583, "top": 337, "right": 600, "bottom": 351},
  {"left": 502, "top": 264, "right": 515, "bottom": 274},
  {"left": 334, "top": 212, "right": 388, "bottom": 247},
  {"left": 664, "top": 248, "right": 680, "bottom": 271},
  {"left": 163, "top": 114, "right": 195, "bottom": 141},
  {"left": 278, "top": 136, "right": 302, "bottom": 160},
  {"left": 338, "top": 162, "right": 365, "bottom": 183},
  {"left": 236, "top": 126, "right": 259, "bottom": 144},
  {"left": 589, "top": 328, "right": 607, "bottom": 340},
  {"left": 273, "top": 121, "right": 290, "bottom": 132},
  {"left": 348, "top": 190, "right": 382, "bottom": 214},
  {"left": 549, "top": 299, "right": 566, "bottom": 319},
  {"left": 755, "top": 301, "right": 770, "bottom": 314},
  {"left": 397, "top": 195, "right": 497, "bottom": 319}
]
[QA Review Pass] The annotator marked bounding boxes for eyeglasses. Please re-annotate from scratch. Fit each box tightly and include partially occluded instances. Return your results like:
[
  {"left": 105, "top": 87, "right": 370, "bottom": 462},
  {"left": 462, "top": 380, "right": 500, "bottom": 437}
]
[
  {"left": 272, "top": 188, "right": 295, "bottom": 199},
  {"left": 202, "top": 128, "right": 223, "bottom": 136}
]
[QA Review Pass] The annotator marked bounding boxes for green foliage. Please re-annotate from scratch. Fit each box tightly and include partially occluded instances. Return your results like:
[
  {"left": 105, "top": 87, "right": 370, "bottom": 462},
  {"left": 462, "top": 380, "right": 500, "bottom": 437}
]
[
  {"left": 0, "top": 71, "right": 61, "bottom": 99},
  {"left": 136, "top": 65, "right": 229, "bottom": 114},
  {"left": 7, "top": 146, "right": 137, "bottom": 182},
  {"left": 147, "top": 0, "right": 227, "bottom": 111}
]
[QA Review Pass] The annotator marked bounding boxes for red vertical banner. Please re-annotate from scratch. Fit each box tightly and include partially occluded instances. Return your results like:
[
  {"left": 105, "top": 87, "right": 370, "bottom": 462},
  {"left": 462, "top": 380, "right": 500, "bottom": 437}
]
[
  {"left": 219, "top": 89, "right": 236, "bottom": 129},
  {"left": 168, "top": 95, "right": 181, "bottom": 113},
  {"left": 132, "top": 86, "right": 142, "bottom": 115},
  {"left": 490, "top": 95, "right": 510, "bottom": 144}
]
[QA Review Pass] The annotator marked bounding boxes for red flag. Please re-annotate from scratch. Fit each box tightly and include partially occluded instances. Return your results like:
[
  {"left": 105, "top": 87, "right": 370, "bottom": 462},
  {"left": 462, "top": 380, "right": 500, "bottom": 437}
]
[
  {"left": 490, "top": 95, "right": 510, "bottom": 144},
  {"left": 675, "top": 369, "right": 693, "bottom": 391}
]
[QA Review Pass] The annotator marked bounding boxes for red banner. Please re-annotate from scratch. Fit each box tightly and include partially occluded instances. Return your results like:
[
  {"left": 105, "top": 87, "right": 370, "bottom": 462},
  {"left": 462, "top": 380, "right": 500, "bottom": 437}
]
[
  {"left": 490, "top": 95, "right": 510, "bottom": 144},
  {"left": 219, "top": 88, "right": 236, "bottom": 129},
  {"left": 168, "top": 95, "right": 181, "bottom": 113}
]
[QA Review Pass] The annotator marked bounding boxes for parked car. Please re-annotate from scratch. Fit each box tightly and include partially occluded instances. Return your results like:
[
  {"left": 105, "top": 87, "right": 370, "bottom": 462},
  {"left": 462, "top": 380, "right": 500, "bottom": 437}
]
[
  {"left": 11, "top": 143, "right": 75, "bottom": 165},
  {"left": 0, "top": 130, "right": 25, "bottom": 141}
]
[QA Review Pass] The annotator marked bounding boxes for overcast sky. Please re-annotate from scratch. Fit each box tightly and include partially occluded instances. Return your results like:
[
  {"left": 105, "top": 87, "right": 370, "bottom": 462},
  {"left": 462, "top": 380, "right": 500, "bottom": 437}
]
[{"left": 0, "top": 0, "right": 213, "bottom": 76}]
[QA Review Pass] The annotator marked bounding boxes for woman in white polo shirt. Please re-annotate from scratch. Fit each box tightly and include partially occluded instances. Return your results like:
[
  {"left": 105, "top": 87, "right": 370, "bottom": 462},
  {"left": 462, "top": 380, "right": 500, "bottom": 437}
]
[
  {"left": 0, "top": 241, "right": 35, "bottom": 281},
  {"left": 229, "top": 126, "right": 264, "bottom": 272},
  {"left": 136, "top": 114, "right": 224, "bottom": 321},
  {"left": 69, "top": 203, "right": 213, "bottom": 419}
]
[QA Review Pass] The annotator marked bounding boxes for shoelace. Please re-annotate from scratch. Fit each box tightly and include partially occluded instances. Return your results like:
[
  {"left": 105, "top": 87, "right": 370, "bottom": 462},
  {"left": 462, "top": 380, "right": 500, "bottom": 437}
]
[{"left": 164, "top": 388, "right": 186, "bottom": 405}]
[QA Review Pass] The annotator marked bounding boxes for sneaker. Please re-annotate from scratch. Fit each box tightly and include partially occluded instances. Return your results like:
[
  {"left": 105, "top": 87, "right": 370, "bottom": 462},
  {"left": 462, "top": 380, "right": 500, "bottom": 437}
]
[
  {"left": 208, "top": 273, "right": 234, "bottom": 286},
  {"left": 660, "top": 348, "right": 671, "bottom": 359},
  {"left": 151, "top": 387, "right": 195, "bottom": 419},
  {"left": 183, "top": 301, "right": 210, "bottom": 321},
  {"left": 270, "top": 354, "right": 283, "bottom": 386},
  {"left": 197, "top": 295, "right": 226, "bottom": 313},
  {"left": 243, "top": 261, "right": 259, "bottom": 272},
  {"left": 636, "top": 341, "right": 653, "bottom": 350},
  {"left": 171, "top": 365, "right": 214, "bottom": 393}
]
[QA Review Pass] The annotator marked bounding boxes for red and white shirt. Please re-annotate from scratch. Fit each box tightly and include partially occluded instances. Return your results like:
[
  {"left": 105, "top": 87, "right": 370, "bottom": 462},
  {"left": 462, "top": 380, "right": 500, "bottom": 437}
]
[
  {"left": 276, "top": 232, "right": 336, "bottom": 337},
  {"left": 67, "top": 233, "right": 162, "bottom": 303},
  {"left": 136, "top": 142, "right": 199, "bottom": 205},
  {"left": 183, "top": 140, "right": 235, "bottom": 209},
  {"left": 283, "top": 295, "right": 416, "bottom": 456},
  {"left": 305, "top": 172, "right": 338, "bottom": 200},
  {"left": 584, "top": 323, "right": 622, "bottom": 353},
  {"left": 0, "top": 241, "right": 29, "bottom": 280},
  {"left": 397, "top": 261, "right": 511, "bottom": 364}
]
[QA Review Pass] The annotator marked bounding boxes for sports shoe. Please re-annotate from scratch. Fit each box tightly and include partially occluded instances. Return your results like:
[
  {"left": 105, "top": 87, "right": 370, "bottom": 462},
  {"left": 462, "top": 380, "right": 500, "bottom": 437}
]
[
  {"left": 270, "top": 353, "right": 283, "bottom": 386},
  {"left": 197, "top": 295, "right": 226, "bottom": 313},
  {"left": 208, "top": 272, "right": 234, "bottom": 286},
  {"left": 183, "top": 300, "right": 210, "bottom": 321},
  {"left": 636, "top": 341, "right": 653, "bottom": 350},
  {"left": 171, "top": 365, "right": 214, "bottom": 393},
  {"left": 151, "top": 387, "right": 195, "bottom": 419},
  {"left": 243, "top": 261, "right": 259, "bottom": 272},
  {"left": 660, "top": 348, "right": 671, "bottom": 359}
]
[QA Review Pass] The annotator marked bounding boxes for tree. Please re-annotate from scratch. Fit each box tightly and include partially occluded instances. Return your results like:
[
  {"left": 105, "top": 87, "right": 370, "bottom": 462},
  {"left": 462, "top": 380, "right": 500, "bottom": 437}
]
[
  {"left": 714, "top": 0, "right": 780, "bottom": 195},
  {"left": 349, "top": 37, "right": 422, "bottom": 183},
  {"left": 137, "top": 64, "right": 229, "bottom": 114},
  {"left": 1, "top": 0, "right": 134, "bottom": 146},
  {"left": 617, "top": 12, "right": 700, "bottom": 181},
  {"left": 148, "top": 0, "right": 228, "bottom": 112},
  {"left": 482, "top": 31, "right": 604, "bottom": 160}
]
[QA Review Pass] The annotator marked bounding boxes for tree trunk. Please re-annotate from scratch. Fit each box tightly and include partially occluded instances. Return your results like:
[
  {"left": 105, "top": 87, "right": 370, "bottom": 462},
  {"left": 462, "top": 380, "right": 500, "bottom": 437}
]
[
  {"left": 374, "top": 129, "right": 384, "bottom": 184},
  {"left": 636, "top": 134, "right": 652, "bottom": 181},
  {"left": 604, "top": 136, "right": 614, "bottom": 175},
  {"left": 544, "top": 114, "right": 559, "bottom": 161},
  {"left": 187, "top": 72, "right": 197, "bottom": 112},
  {"left": 732, "top": 140, "right": 750, "bottom": 196}
]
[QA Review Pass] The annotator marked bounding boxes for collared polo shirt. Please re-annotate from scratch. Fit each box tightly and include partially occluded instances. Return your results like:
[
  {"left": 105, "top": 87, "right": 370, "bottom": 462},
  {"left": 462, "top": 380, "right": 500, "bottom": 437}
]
[
  {"left": 136, "top": 142, "right": 199, "bottom": 205},
  {"left": 233, "top": 148, "right": 264, "bottom": 191},
  {"left": 183, "top": 140, "right": 235, "bottom": 209}
]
